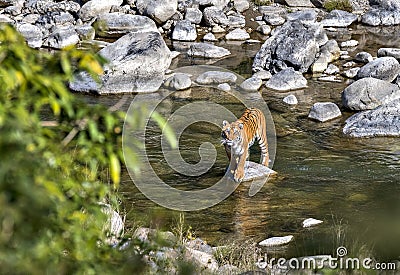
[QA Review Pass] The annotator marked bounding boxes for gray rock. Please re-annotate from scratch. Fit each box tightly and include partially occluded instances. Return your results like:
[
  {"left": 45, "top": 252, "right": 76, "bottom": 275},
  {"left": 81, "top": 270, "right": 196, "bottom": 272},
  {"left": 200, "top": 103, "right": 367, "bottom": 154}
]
[
  {"left": 196, "top": 71, "right": 237, "bottom": 84},
  {"left": 240, "top": 76, "right": 262, "bottom": 91},
  {"left": 185, "top": 7, "right": 202, "bottom": 24},
  {"left": 0, "top": 14, "right": 13, "bottom": 23},
  {"left": 136, "top": 0, "right": 177, "bottom": 24},
  {"left": 318, "top": 75, "right": 342, "bottom": 82},
  {"left": 93, "top": 13, "right": 158, "bottom": 38},
  {"left": 45, "top": 26, "right": 79, "bottom": 49},
  {"left": 357, "top": 57, "right": 400, "bottom": 82},
  {"left": 308, "top": 102, "right": 341, "bottom": 122},
  {"left": 187, "top": 43, "right": 231, "bottom": 58},
  {"left": 253, "top": 70, "right": 272, "bottom": 80},
  {"left": 234, "top": 0, "right": 249, "bottom": 12},
  {"left": 259, "top": 235, "right": 294, "bottom": 247},
  {"left": 342, "top": 77, "right": 400, "bottom": 110},
  {"left": 253, "top": 20, "right": 325, "bottom": 73},
  {"left": 225, "top": 28, "right": 249, "bottom": 41},
  {"left": 203, "top": 32, "right": 217, "bottom": 41},
  {"left": 79, "top": 0, "right": 123, "bottom": 22},
  {"left": 17, "top": 23, "right": 43, "bottom": 48},
  {"left": 324, "top": 64, "right": 340, "bottom": 74},
  {"left": 185, "top": 238, "right": 214, "bottom": 255},
  {"left": 321, "top": 9, "right": 358, "bottom": 27},
  {"left": 203, "top": 6, "right": 228, "bottom": 26},
  {"left": 343, "top": 67, "right": 360, "bottom": 78},
  {"left": 284, "top": 0, "right": 314, "bottom": 7},
  {"left": 341, "top": 40, "right": 359, "bottom": 48},
  {"left": 378, "top": 48, "right": 400, "bottom": 61},
  {"left": 218, "top": 264, "right": 240, "bottom": 275},
  {"left": 198, "top": 0, "right": 230, "bottom": 9},
  {"left": 70, "top": 31, "right": 172, "bottom": 94},
  {"left": 75, "top": 24, "right": 96, "bottom": 41},
  {"left": 283, "top": 94, "right": 298, "bottom": 105},
  {"left": 164, "top": 73, "right": 192, "bottom": 90},
  {"left": 343, "top": 99, "right": 400, "bottom": 137},
  {"left": 25, "top": 0, "right": 81, "bottom": 14},
  {"left": 263, "top": 13, "right": 285, "bottom": 26},
  {"left": 184, "top": 248, "right": 218, "bottom": 272},
  {"left": 265, "top": 68, "right": 307, "bottom": 91},
  {"left": 37, "top": 11, "right": 75, "bottom": 27},
  {"left": 312, "top": 50, "right": 332, "bottom": 73},
  {"left": 362, "top": 3, "right": 400, "bottom": 26},
  {"left": 355, "top": 51, "right": 373, "bottom": 63},
  {"left": 256, "top": 24, "right": 271, "bottom": 35},
  {"left": 286, "top": 9, "right": 317, "bottom": 24},
  {"left": 227, "top": 14, "right": 246, "bottom": 27},
  {"left": 100, "top": 203, "right": 124, "bottom": 246},
  {"left": 172, "top": 20, "right": 197, "bottom": 41}
]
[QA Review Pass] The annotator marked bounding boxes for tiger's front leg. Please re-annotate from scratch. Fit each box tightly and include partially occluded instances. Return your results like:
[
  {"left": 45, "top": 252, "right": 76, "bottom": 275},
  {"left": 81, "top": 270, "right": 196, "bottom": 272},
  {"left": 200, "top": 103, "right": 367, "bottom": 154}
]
[{"left": 233, "top": 152, "right": 246, "bottom": 183}]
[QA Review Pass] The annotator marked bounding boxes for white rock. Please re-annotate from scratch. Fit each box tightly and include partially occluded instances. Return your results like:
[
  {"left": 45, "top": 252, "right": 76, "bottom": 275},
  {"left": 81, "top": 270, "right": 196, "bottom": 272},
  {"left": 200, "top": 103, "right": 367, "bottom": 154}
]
[
  {"left": 225, "top": 28, "right": 250, "bottom": 41},
  {"left": 340, "top": 39, "right": 359, "bottom": 48},
  {"left": 218, "top": 83, "right": 231, "bottom": 91},
  {"left": 283, "top": 94, "right": 298, "bottom": 105},
  {"left": 302, "top": 218, "right": 323, "bottom": 228},
  {"left": 240, "top": 76, "right": 262, "bottom": 91},
  {"left": 203, "top": 32, "right": 217, "bottom": 41},
  {"left": 253, "top": 70, "right": 272, "bottom": 80},
  {"left": 196, "top": 71, "right": 237, "bottom": 84},
  {"left": 256, "top": 24, "right": 271, "bottom": 35},
  {"left": 324, "top": 64, "right": 340, "bottom": 75},
  {"left": 259, "top": 235, "right": 294, "bottom": 247},
  {"left": 343, "top": 67, "right": 360, "bottom": 78}
]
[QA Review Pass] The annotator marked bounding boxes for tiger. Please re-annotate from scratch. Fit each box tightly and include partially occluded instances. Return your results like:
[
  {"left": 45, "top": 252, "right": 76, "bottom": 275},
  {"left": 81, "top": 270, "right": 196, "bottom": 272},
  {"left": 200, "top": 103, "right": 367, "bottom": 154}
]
[{"left": 221, "top": 107, "right": 269, "bottom": 183}]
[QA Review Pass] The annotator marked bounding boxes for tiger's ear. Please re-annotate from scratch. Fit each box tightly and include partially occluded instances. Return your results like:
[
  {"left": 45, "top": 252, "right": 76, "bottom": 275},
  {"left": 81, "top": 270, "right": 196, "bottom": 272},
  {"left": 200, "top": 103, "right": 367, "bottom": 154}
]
[
  {"left": 238, "top": 123, "right": 244, "bottom": 129},
  {"left": 222, "top": 120, "right": 228, "bottom": 127}
]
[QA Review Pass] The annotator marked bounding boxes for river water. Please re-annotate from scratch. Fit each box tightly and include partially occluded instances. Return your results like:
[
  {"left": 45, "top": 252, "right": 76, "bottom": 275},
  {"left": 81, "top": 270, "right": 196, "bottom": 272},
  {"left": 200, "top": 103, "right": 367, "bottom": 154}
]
[{"left": 91, "top": 24, "right": 400, "bottom": 262}]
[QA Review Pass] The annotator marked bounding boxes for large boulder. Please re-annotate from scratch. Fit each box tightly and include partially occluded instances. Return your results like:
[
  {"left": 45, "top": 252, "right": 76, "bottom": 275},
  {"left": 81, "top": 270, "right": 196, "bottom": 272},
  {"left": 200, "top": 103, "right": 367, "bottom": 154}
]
[
  {"left": 70, "top": 31, "right": 172, "bottom": 94},
  {"left": 93, "top": 13, "right": 158, "bottom": 38},
  {"left": 356, "top": 57, "right": 400, "bottom": 82},
  {"left": 203, "top": 6, "right": 228, "bottom": 26},
  {"left": 252, "top": 20, "right": 326, "bottom": 73},
  {"left": 78, "top": 0, "right": 123, "bottom": 22},
  {"left": 362, "top": 0, "right": 400, "bottom": 26},
  {"left": 342, "top": 77, "right": 400, "bottom": 110},
  {"left": 265, "top": 67, "right": 307, "bottom": 91},
  {"left": 343, "top": 99, "right": 400, "bottom": 137},
  {"left": 136, "top": 0, "right": 178, "bottom": 24}
]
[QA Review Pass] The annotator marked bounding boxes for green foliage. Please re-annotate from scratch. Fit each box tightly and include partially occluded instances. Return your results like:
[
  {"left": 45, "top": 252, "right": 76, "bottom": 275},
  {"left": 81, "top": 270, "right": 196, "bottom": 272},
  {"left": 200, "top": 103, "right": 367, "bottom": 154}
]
[
  {"left": 323, "top": 0, "right": 353, "bottom": 12},
  {"left": 0, "top": 24, "right": 146, "bottom": 274}
]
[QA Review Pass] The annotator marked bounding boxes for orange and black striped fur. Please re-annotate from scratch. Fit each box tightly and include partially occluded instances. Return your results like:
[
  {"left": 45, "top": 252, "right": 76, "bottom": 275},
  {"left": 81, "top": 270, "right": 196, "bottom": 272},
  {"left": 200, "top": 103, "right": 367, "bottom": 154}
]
[{"left": 221, "top": 108, "right": 269, "bottom": 182}]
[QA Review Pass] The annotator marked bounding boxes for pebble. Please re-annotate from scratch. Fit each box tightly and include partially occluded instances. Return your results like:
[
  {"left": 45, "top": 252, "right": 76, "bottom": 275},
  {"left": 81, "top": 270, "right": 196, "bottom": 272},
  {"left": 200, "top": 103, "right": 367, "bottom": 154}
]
[
  {"left": 302, "top": 218, "right": 323, "bottom": 228},
  {"left": 259, "top": 235, "right": 294, "bottom": 247}
]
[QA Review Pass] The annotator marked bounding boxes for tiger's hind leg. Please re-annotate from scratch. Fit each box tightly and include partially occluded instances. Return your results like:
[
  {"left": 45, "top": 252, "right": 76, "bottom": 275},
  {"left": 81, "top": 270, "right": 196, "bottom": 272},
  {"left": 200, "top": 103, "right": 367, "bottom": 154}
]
[{"left": 258, "top": 124, "right": 269, "bottom": 167}]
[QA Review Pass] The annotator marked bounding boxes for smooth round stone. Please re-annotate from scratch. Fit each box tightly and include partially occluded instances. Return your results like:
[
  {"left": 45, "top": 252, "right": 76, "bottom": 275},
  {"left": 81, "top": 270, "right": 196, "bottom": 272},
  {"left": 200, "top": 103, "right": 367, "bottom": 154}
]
[
  {"left": 217, "top": 83, "right": 231, "bottom": 91},
  {"left": 203, "top": 32, "right": 217, "bottom": 41},
  {"left": 259, "top": 235, "right": 294, "bottom": 247},
  {"left": 308, "top": 102, "right": 342, "bottom": 122},
  {"left": 164, "top": 73, "right": 192, "bottom": 90},
  {"left": 302, "top": 218, "right": 323, "bottom": 228},
  {"left": 341, "top": 40, "right": 359, "bottom": 48},
  {"left": 225, "top": 28, "right": 250, "bottom": 41},
  {"left": 283, "top": 94, "right": 298, "bottom": 105}
]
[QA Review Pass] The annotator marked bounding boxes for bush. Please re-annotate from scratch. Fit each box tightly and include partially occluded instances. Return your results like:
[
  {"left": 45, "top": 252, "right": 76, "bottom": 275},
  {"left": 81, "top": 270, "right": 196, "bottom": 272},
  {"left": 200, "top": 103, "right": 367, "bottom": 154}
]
[
  {"left": 0, "top": 24, "right": 148, "bottom": 274},
  {"left": 323, "top": 0, "right": 353, "bottom": 12}
]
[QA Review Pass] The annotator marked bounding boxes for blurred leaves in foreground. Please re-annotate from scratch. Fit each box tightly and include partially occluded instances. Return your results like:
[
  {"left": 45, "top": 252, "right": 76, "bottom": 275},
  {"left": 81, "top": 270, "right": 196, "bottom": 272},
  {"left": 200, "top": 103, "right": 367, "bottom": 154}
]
[{"left": 0, "top": 24, "right": 146, "bottom": 274}]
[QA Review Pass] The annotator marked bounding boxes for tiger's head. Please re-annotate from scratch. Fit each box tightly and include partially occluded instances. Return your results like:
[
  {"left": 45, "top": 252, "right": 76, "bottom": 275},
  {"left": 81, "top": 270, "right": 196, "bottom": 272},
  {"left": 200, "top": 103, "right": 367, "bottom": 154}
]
[{"left": 221, "top": 120, "right": 244, "bottom": 148}]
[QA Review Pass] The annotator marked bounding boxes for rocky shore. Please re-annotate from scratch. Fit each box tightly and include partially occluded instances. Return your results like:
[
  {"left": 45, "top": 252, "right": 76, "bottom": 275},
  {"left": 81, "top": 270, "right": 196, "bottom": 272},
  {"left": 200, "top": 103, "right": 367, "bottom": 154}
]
[{"left": 1, "top": 0, "right": 400, "bottom": 137}]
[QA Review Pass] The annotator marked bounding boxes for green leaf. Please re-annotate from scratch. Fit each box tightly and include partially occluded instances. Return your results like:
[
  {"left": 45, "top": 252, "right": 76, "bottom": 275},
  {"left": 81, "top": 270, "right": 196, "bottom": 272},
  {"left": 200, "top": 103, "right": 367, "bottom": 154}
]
[{"left": 109, "top": 154, "right": 120, "bottom": 188}]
